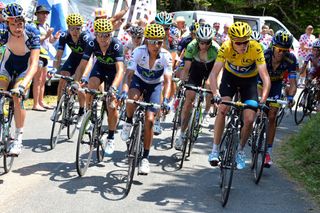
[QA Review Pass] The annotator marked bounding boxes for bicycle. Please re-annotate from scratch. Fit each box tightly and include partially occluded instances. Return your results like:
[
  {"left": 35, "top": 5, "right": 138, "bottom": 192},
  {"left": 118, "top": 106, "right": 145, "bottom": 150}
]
[
  {"left": 249, "top": 99, "right": 287, "bottom": 184},
  {"left": 294, "top": 79, "right": 320, "bottom": 125},
  {"left": 0, "top": 90, "right": 14, "bottom": 173},
  {"left": 76, "top": 88, "right": 109, "bottom": 177},
  {"left": 276, "top": 83, "right": 291, "bottom": 127},
  {"left": 178, "top": 84, "right": 212, "bottom": 169},
  {"left": 213, "top": 100, "right": 248, "bottom": 207},
  {"left": 49, "top": 74, "right": 79, "bottom": 149},
  {"left": 170, "top": 78, "right": 185, "bottom": 149},
  {"left": 125, "top": 99, "right": 160, "bottom": 196}
]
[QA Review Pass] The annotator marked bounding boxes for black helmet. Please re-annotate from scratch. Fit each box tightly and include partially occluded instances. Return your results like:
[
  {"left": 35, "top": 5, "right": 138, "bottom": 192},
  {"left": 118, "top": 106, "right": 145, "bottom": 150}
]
[{"left": 272, "top": 30, "right": 293, "bottom": 49}]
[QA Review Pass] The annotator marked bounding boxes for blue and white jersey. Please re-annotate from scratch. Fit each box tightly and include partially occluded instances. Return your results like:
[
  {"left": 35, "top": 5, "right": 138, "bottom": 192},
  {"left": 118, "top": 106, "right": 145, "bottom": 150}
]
[
  {"left": 127, "top": 45, "right": 173, "bottom": 84},
  {"left": 0, "top": 23, "right": 40, "bottom": 51}
]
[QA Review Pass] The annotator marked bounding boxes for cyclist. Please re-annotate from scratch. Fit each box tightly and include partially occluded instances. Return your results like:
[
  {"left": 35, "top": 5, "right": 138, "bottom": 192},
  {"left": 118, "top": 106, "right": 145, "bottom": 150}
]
[
  {"left": 51, "top": 14, "right": 93, "bottom": 125},
  {"left": 120, "top": 26, "right": 145, "bottom": 101},
  {"left": 154, "top": 11, "right": 178, "bottom": 135},
  {"left": 303, "top": 39, "right": 320, "bottom": 111},
  {"left": 258, "top": 30, "right": 297, "bottom": 167},
  {"left": 174, "top": 24, "right": 219, "bottom": 150},
  {"left": 0, "top": 3, "right": 40, "bottom": 155},
  {"left": 79, "top": 18, "right": 124, "bottom": 155},
  {"left": 120, "top": 24, "right": 172, "bottom": 174},
  {"left": 208, "top": 22, "right": 271, "bottom": 169},
  {"left": 251, "top": 30, "right": 267, "bottom": 50}
]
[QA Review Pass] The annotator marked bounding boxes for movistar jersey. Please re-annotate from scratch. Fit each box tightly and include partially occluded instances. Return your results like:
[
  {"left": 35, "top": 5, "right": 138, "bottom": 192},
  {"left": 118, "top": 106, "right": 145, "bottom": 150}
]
[
  {"left": 82, "top": 37, "right": 124, "bottom": 68},
  {"left": 216, "top": 40, "right": 265, "bottom": 78},
  {"left": 127, "top": 45, "right": 173, "bottom": 84},
  {"left": 57, "top": 30, "right": 93, "bottom": 55}
]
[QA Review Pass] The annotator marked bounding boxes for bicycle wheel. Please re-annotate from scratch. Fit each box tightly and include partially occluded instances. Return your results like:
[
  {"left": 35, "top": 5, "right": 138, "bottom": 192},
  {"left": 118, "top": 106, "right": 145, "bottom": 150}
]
[
  {"left": 125, "top": 121, "right": 142, "bottom": 196},
  {"left": 188, "top": 107, "right": 201, "bottom": 157},
  {"left": 220, "top": 130, "right": 238, "bottom": 207},
  {"left": 250, "top": 125, "right": 258, "bottom": 170},
  {"left": 67, "top": 94, "right": 78, "bottom": 139},
  {"left": 97, "top": 102, "right": 107, "bottom": 162},
  {"left": 294, "top": 89, "right": 308, "bottom": 125},
  {"left": 253, "top": 118, "right": 268, "bottom": 184},
  {"left": 76, "top": 110, "right": 94, "bottom": 177},
  {"left": 3, "top": 100, "right": 14, "bottom": 173},
  {"left": 170, "top": 96, "right": 184, "bottom": 149},
  {"left": 276, "top": 106, "right": 285, "bottom": 127},
  {"left": 50, "top": 94, "right": 66, "bottom": 149}
]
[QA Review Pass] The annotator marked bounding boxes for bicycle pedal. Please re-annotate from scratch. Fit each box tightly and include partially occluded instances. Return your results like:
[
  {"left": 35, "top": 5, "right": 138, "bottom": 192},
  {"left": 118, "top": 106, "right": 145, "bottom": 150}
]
[
  {"left": 6, "top": 153, "right": 18, "bottom": 157},
  {"left": 138, "top": 172, "right": 148, "bottom": 176}
]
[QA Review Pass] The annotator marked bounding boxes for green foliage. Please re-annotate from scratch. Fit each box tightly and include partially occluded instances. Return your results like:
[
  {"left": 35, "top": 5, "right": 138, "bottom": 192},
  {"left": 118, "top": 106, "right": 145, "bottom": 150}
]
[
  {"left": 278, "top": 113, "right": 320, "bottom": 204},
  {"left": 164, "top": 0, "right": 320, "bottom": 38}
]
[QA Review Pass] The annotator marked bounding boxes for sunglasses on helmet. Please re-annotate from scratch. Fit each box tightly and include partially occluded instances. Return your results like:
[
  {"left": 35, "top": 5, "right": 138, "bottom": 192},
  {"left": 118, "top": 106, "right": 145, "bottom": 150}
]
[
  {"left": 7, "top": 15, "right": 25, "bottom": 23},
  {"left": 147, "top": 39, "right": 163, "bottom": 45}
]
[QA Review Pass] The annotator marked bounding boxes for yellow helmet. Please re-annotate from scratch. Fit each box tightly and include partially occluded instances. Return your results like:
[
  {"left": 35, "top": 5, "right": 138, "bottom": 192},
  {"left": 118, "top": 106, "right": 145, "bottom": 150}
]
[
  {"left": 228, "top": 22, "right": 252, "bottom": 41},
  {"left": 66, "top": 13, "right": 84, "bottom": 26},
  {"left": 144, "top": 24, "right": 165, "bottom": 39},
  {"left": 94, "top": 18, "right": 113, "bottom": 33}
]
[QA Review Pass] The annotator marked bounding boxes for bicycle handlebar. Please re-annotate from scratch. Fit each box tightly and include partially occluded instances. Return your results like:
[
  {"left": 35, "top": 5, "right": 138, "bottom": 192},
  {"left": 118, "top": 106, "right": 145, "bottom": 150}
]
[
  {"left": 184, "top": 84, "right": 212, "bottom": 94},
  {"left": 126, "top": 99, "right": 161, "bottom": 109}
]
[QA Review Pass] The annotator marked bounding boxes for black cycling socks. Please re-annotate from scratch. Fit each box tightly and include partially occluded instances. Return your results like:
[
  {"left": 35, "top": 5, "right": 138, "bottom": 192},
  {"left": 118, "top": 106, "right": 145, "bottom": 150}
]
[
  {"left": 108, "top": 130, "right": 115, "bottom": 139},
  {"left": 143, "top": 149, "right": 149, "bottom": 159},
  {"left": 78, "top": 107, "right": 84, "bottom": 116},
  {"left": 126, "top": 116, "right": 133, "bottom": 124}
]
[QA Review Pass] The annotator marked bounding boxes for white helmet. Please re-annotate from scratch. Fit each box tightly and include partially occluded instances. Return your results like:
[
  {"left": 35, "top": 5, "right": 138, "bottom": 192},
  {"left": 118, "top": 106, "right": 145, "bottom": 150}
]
[
  {"left": 251, "top": 31, "right": 261, "bottom": 41},
  {"left": 196, "top": 24, "right": 214, "bottom": 41}
]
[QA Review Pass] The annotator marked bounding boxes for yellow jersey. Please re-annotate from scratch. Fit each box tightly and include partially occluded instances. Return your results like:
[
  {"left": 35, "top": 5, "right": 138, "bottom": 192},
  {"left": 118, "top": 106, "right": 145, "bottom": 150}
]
[{"left": 216, "top": 40, "right": 265, "bottom": 78}]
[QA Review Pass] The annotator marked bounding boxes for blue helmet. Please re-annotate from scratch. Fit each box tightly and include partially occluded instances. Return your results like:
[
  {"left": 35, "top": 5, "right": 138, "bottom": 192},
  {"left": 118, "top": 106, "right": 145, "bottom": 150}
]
[
  {"left": 2, "top": 3, "right": 24, "bottom": 21},
  {"left": 155, "top": 12, "right": 173, "bottom": 25},
  {"left": 272, "top": 30, "right": 293, "bottom": 49},
  {"left": 169, "top": 26, "right": 180, "bottom": 39}
]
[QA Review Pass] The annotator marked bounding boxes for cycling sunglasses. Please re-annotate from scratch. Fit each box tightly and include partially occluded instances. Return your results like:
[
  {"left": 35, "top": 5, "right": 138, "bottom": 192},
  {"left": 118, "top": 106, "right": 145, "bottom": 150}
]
[
  {"left": 234, "top": 40, "right": 250, "bottom": 46},
  {"left": 69, "top": 26, "right": 82, "bottom": 32},
  {"left": 147, "top": 39, "right": 163, "bottom": 45},
  {"left": 198, "top": 40, "right": 211, "bottom": 45},
  {"left": 95, "top": 32, "right": 111, "bottom": 39},
  {"left": 274, "top": 46, "right": 289, "bottom": 53},
  {"left": 132, "top": 36, "right": 143, "bottom": 39}
]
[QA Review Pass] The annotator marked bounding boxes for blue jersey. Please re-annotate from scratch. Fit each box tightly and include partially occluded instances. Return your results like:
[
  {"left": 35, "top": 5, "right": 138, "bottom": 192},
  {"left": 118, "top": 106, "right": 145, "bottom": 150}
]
[
  {"left": 82, "top": 37, "right": 124, "bottom": 70},
  {"left": 58, "top": 30, "right": 93, "bottom": 55},
  {"left": 0, "top": 23, "right": 40, "bottom": 50},
  {"left": 177, "top": 35, "right": 193, "bottom": 54},
  {"left": 264, "top": 48, "right": 298, "bottom": 82}
]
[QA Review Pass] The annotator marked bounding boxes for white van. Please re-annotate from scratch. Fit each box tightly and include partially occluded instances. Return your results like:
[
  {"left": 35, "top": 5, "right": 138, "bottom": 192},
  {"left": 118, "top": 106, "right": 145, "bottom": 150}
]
[{"left": 173, "top": 11, "right": 299, "bottom": 54}]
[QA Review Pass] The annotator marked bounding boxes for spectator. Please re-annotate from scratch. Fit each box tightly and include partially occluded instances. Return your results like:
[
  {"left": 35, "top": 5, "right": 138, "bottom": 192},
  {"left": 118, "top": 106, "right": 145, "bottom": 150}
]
[
  {"left": 32, "top": 5, "right": 60, "bottom": 111},
  {"left": 269, "top": 28, "right": 274, "bottom": 36},
  {"left": 0, "top": 2, "right": 5, "bottom": 23},
  {"left": 297, "top": 25, "right": 316, "bottom": 86},
  {"left": 198, "top": 18, "right": 206, "bottom": 25},
  {"left": 175, "top": 16, "right": 189, "bottom": 38},
  {"left": 213, "top": 22, "right": 222, "bottom": 45},
  {"left": 135, "top": 17, "right": 147, "bottom": 28},
  {"left": 260, "top": 24, "right": 272, "bottom": 47},
  {"left": 220, "top": 23, "right": 230, "bottom": 44}
]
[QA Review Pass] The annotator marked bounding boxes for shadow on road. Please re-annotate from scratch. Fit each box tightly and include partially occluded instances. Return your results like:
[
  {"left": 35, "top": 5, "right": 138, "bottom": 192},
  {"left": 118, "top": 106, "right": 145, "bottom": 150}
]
[{"left": 22, "top": 138, "right": 73, "bottom": 153}]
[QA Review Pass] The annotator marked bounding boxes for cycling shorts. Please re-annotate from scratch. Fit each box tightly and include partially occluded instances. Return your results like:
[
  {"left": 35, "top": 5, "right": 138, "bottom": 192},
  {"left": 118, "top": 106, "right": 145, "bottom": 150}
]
[
  {"left": 258, "top": 81, "right": 283, "bottom": 108},
  {"left": 0, "top": 50, "right": 30, "bottom": 83},
  {"left": 89, "top": 63, "right": 116, "bottom": 90},
  {"left": 130, "top": 75, "right": 162, "bottom": 113},
  {"left": 187, "top": 61, "right": 214, "bottom": 87},
  {"left": 38, "top": 56, "right": 48, "bottom": 68},
  {"left": 219, "top": 69, "right": 258, "bottom": 110},
  {"left": 61, "top": 53, "right": 82, "bottom": 76}
]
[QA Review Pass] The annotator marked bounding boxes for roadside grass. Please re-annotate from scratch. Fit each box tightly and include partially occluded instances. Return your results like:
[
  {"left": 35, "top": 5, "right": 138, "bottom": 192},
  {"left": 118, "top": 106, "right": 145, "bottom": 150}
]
[
  {"left": 24, "top": 96, "right": 57, "bottom": 110},
  {"left": 277, "top": 113, "right": 320, "bottom": 205}
]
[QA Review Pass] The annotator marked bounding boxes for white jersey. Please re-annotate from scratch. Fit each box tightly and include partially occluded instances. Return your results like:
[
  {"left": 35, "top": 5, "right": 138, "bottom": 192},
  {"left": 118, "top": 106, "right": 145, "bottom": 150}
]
[{"left": 127, "top": 45, "right": 173, "bottom": 84}]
